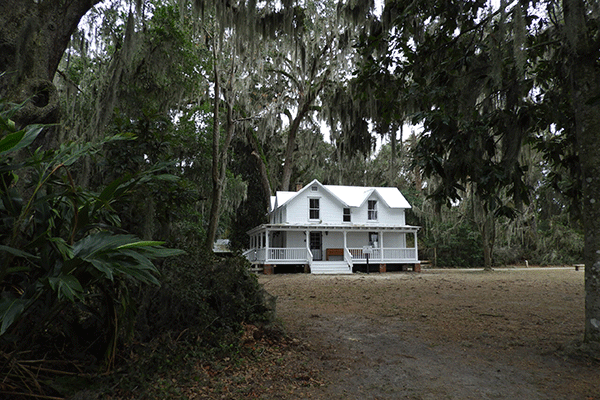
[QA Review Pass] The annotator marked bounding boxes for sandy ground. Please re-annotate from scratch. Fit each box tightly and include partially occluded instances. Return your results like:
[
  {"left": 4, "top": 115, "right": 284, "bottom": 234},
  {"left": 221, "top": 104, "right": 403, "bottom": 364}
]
[{"left": 256, "top": 268, "right": 599, "bottom": 400}]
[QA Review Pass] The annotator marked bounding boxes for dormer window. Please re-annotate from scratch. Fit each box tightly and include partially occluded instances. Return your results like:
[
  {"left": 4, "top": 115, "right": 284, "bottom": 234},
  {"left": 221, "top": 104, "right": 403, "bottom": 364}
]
[
  {"left": 368, "top": 200, "right": 377, "bottom": 220},
  {"left": 309, "top": 198, "right": 320, "bottom": 220},
  {"left": 343, "top": 208, "right": 351, "bottom": 222}
]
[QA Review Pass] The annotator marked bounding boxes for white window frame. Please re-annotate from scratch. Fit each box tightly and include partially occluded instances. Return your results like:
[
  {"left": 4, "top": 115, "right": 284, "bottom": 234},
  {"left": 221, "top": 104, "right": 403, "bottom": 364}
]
[
  {"left": 309, "top": 197, "right": 320, "bottom": 220},
  {"left": 343, "top": 207, "right": 351, "bottom": 222},
  {"left": 368, "top": 200, "right": 378, "bottom": 220}
]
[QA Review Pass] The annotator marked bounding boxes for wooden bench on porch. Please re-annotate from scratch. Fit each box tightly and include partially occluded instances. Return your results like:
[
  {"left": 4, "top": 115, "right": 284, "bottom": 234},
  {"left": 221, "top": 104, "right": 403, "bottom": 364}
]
[{"left": 326, "top": 248, "right": 344, "bottom": 261}]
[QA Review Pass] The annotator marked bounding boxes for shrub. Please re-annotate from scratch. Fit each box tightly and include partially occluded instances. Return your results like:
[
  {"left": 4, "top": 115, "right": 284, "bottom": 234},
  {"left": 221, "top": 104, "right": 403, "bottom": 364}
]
[
  {"left": 136, "top": 249, "right": 275, "bottom": 345},
  {"left": 0, "top": 99, "right": 184, "bottom": 397}
]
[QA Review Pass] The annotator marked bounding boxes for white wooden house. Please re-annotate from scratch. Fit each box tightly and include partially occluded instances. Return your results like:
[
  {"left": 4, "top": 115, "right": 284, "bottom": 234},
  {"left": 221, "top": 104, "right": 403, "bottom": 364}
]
[{"left": 243, "top": 180, "right": 420, "bottom": 274}]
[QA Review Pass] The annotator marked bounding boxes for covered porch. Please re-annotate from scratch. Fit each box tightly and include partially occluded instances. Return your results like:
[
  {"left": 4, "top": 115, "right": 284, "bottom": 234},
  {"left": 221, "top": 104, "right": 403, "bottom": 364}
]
[{"left": 243, "top": 224, "right": 420, "bottom": 273}]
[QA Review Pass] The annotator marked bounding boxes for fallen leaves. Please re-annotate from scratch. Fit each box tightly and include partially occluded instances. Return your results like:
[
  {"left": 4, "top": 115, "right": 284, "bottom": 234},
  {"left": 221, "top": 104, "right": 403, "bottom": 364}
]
[{"left": 179, "top": 323, "right": 325, "bottom": 399}]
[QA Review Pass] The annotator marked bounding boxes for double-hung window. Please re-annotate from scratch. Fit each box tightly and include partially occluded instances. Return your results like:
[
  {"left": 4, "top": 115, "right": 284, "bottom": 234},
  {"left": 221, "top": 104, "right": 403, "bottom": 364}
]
[
  {"left": 343, "top": 207, "right": 351, "bottom": 222},
  {"left": 368, "top": 200, "right": 378, "bottom": 220},
  {"left": 309, "top": 198, "right": 320, "bottom": 220}
]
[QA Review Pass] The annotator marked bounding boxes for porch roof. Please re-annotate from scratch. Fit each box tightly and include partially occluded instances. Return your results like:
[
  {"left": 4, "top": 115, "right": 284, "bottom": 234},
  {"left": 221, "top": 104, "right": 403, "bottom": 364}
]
[{"left": 247, "top": 223, "right": 420, "bottom": 235}]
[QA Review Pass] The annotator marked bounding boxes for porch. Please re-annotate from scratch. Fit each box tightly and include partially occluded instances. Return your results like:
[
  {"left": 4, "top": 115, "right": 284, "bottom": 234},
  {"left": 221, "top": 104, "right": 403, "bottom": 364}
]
[
  {"left": 243, "top": 246, "right": 418, "bottom": 264},
  {"left": 243, "top": 224, "right": 420, "bottom": 273}
]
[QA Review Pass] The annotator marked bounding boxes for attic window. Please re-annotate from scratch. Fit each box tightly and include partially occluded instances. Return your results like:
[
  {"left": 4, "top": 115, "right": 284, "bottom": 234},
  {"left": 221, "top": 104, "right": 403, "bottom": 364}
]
[
  {"left": 368, "top": 200, "right": 378, "bottom": 220},
  {"left": 311, "top": 186, "right": 318, "bottom": 192},
  {"left": 343, "top": 208, "right": 351, "bottom": 222}
]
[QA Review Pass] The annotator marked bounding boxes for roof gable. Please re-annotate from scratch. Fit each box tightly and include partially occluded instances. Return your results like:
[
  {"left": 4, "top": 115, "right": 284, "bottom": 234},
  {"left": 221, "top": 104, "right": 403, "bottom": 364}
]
[
  {"left": 271, "top": 180, "right": 411, "bottom": 212},
  {"left": 325, "top": 185, "right": 410, "bottom": 209},
  {"left": 373, "top": 187, "right": 411, "bottom": 208},
  {"left": 274, "top": 179, "right": 348, "bottom": 210}
]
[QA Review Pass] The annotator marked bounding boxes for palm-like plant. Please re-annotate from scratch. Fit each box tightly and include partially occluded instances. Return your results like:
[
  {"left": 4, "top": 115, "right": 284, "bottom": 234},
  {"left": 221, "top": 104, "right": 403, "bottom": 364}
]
[{"left": 0, "top": 98, "right": 184, "bottom": 371}]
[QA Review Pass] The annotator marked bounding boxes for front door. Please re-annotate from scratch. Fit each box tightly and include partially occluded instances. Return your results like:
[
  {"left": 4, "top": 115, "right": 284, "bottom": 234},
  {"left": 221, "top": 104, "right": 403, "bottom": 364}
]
[{"left": 310, "top": 232, "right": 322, "bottom": 261}]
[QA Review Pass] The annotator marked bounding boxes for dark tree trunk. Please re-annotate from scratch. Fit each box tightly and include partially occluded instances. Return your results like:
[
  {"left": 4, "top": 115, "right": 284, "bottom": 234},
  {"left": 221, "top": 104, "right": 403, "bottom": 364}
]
[
  {"left": 206, "top": 50, "right": 222, "bottom": 251},
  {"left": 0, "top": 0, "right": 101, "bottom": 128},
  {"left": 564, "top": 0, "right": 600, "bottom": 343},
  {"left": 247, "top": 131, "right": 273, "bottom": 205},
  {"left": 481, "top": 213, "right": 495, "bottom": 271},
  {"left": 279, "top": 67, "right": 330, "bottom": 191},
  {"left": 280, "top": 104, "right": 307, "bottom": 192},
  {"left": 390, "top": 126, "right": 397, "bottom": 186},
  {"left": 206, "top": 47, "right": 237, "bottom": 250}
]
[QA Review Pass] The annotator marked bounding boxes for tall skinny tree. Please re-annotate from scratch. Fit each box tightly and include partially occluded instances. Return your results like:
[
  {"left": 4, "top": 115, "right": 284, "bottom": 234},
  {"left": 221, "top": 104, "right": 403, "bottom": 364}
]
[
  {"left": 563, "top": 0, "right": 600, "bottom": 344},
  {"left": 205, "top": 29, "right": 237, "bottom": 249}
]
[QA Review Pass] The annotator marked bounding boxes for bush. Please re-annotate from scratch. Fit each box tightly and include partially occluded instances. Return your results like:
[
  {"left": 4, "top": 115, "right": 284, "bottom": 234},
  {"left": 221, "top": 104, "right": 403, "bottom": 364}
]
[
  {"left": 421, "top": 222, "right": 484, "bottom": 268},
  {"left": 136, "top": 250, "right": 275, "bottom": 345},
  {"left": 0, "top": 100, "right": 184, "bottom": 397},
  {"left": 0, "top": 98, "right": 276, "bottom": 399}
]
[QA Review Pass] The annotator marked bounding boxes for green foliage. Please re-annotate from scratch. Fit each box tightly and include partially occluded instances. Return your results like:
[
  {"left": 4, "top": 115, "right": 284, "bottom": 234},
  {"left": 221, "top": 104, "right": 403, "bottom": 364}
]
[
  {"left": 100, "top": 108, "right": 210, "bottom": 245},
  {"left": 228, "top": 139, "right": 269, "bottom": 250},
  {"left": 0, "top": 93, "right": 278, "bottom": 397},
  {"left": 0, "top": 100, "right": 184, "bottom": 365},
  {"left": 354, "top": 0, "right": 537, "bottom": 217},
  {"left": 143, "top": 250, "right": 275, "bottom": 341},
  {"left": 117, "top": 250, "right": 276, "bottom": 397},
  {"left": 421, "top": 221, "right": 484, "bottom": 268},
  {"left": 535, "top": 218, "right": 584, "bottom": 265}
]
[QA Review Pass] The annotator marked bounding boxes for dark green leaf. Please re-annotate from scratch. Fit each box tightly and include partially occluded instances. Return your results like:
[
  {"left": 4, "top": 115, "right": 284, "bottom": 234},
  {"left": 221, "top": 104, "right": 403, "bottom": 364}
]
[{"left": 0, "top": 297, "right": 27, "bottom": 336}]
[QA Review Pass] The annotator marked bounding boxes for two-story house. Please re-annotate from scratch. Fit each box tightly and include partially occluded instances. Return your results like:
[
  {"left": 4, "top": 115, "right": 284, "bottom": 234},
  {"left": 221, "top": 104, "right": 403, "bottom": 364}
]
[{"left": 244, "top": 179, "right": 420, "bottom": 274}]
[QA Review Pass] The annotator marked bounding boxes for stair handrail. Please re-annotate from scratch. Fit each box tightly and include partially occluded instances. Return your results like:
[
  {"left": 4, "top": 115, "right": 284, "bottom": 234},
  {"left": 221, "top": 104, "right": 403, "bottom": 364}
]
[{"left": 344, "top": 247, "right": 353, "bottom": 272}]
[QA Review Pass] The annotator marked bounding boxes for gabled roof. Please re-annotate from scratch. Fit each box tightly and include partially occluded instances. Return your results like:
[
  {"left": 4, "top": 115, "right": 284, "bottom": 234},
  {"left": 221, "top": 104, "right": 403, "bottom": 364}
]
[
  {"left": 271, "top": 180, "right": 338, "bottom": 211},
  {"left": 270, "top": 179, "right": 411, "bottom": 212}
]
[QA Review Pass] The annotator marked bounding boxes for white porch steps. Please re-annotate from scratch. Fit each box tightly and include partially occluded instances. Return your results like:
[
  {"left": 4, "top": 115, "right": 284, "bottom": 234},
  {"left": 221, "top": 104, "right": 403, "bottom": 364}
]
[{"left": 310, "top": 261, "right": 352, "bottom": 275}]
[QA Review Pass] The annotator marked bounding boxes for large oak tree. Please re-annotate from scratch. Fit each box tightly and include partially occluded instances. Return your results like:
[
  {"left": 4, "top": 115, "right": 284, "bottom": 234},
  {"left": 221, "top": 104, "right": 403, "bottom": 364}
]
[
  {"left": 0, "top": 0, "right": 103, "bottom": 128},
  {"left": 354, "top": 0, "right": 600, "bottom": 344}
]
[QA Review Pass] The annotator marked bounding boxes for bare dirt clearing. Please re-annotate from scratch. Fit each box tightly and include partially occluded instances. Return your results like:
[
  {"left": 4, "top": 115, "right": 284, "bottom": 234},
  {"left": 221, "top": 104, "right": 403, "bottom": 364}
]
[{"left": 257, "top": 268, "right": 599, "bottom": 400}]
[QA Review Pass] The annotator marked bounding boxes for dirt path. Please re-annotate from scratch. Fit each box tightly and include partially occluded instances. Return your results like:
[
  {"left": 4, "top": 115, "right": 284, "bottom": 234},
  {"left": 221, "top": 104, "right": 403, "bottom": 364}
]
[{"left": 258, "top": 268, "right": 599, "bottom": 400}]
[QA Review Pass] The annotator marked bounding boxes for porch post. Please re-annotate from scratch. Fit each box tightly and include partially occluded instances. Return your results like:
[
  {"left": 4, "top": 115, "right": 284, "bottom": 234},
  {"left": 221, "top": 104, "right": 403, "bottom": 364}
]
[
  {"left": 343, "top": 231, "right": 347, "bottom": 249},
  {"left": 379, "top": 230, "right": 384, "bottom": 261},
  {"left": 265, "top": 228, "right": 270, "bottom": 262},
  {"left": 306, "top": 230, "right": 310, "bottom": 255},
  {"left": 414, "top": 231, "right": 418, "bottom": 261}
]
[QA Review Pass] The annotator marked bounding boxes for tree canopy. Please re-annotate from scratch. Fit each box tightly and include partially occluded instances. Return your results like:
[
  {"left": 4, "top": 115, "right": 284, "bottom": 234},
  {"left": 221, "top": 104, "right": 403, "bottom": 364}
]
[
  {"left": 353, "top": 0, "right": 600, "bottom": 342},
  {"left": 1, "top": 4, "right": 599, "bottom": 398}
]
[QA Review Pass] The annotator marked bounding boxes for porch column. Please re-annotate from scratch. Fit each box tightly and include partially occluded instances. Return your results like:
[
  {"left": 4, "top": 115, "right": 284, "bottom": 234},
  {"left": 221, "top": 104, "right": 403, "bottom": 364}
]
[
  {"left": 379, "top": 230, "right": 384, "bottom": 261},
  {"left": 265, "top": 228, "right": 270, "bottom": 262},
  {"left": 414, "top": 231, "right": 418, "bottom": 261},
  {"left": 305, "top": 230, "right": 311, "bottom": 268},
  {"left": 343, "top": 231, "right": 347, "bottom": 249}
]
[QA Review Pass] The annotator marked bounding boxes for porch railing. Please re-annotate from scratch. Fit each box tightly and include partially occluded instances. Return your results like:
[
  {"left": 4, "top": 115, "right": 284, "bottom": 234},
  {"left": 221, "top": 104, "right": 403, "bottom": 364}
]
[
  {"left": 268, "top": 247, "right": 308, "bottom": 261},
  {"left": 244, "top": 247, "right": 417, "bottom": 263},
  {"left": 242, "top": 248, "right": 265, "bottom": 262},
  {"left": 349, "top": 248, "right": 380, "bottom": 260},
  {"left": 344, "top": 248, "right": 353, "bottom": 270},
  {"left": 348, "top": 247, "right": 416, "bottom": 261},
  {"left": 383, "top": 248, "right": 417, "bottom": 260}
]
